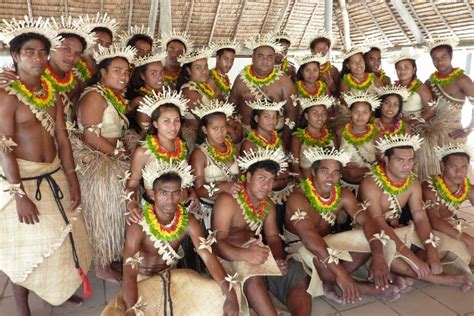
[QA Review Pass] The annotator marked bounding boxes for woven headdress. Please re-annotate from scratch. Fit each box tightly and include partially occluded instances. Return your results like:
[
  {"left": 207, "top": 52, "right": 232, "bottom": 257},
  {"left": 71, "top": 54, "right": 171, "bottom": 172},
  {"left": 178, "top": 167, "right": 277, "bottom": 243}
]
[
  {"left": 191, "top": 99, "right": 234, "bottom": 119},
  {"left": 375, "top": 134, "right": 423, "bottom": 153},
  {"left": 238, "top": 147, "right": 288, "bottom": 173},
  {"left": 342, "top": 45, "right": 370, "bottom": 61},
  {"left": 133, "top": 51, "right": 166, "bottom": 68},
  {"left": 118, "top": 25, "right": 154, "bottom": 47},
  {"left": 177, "top": 47, "right": 212, "bottom": 65},
  {"left": 161, "top": 29, "right": 193, "bottom": 52},
  {"left": 138, "top": 87, "right": 189, "bottom": 117},
  {"left": 211, "top": 39, "right": 241, "bottom": 55},
  {"left": 76, "top": 13, "right": 119, "bottom": 37},
  {"left": 376, "top": 85, "right": 410, "bottom": 101},
  {"left": 426, "top": 37, "right": 459, "bottom": 53},
  {"left": 299, "top": 95, "right": 335, "bottom": 111},
  {"left": 343, "top": 92, "right": 381, "bottom": 111},
  {"left": 246, "top": 99, "right": 285, "bottom": 112},
  {"left": 142, "top": 159, "right": 194, "bottom": 189},
  {"left": 309, "top": 29, "right": 336, "bottom": 49},
  {"left": 93, "top": 44, "right": 136, "bottom": 64},
  {"left": 303, "top": 147, "right": 351, "bottom": 167},
  {"left": 50, "top": 16, "right": 97, "bottom": 50},
  {"left": 294, "top": 53, "right": 327, "bottom": 66},
  {"left": 435, "top": 143, "right": 473, "bottom": 161},
  {"left": 245, "top": 33, "right": 283, "bottom": 53},
  {"left": 0, "top": 16, "right": 62, "bottom": 49}
]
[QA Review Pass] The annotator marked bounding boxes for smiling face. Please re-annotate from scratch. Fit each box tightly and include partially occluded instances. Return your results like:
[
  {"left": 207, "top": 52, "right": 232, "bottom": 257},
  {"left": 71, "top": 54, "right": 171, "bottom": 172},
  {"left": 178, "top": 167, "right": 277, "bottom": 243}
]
[
  {"left": 154, "top": 106, "right": 182, "bottom": 141},
  {"left": 346, "top": 53, "right": 365, "bottom": 77},
  {"left": 50, "top": 36, "right": 84, "bottom": 73},
  {"left": 100, "top": 57, "right": 130, "bottom": 90},
  {"left": 312, "top": 159, "right": 342, "bottom": 195},
  {"left": 141, "top": 61, "right": 164, "bottom": 91},
  {"left": 305, "top": 104, "right": 328, "bottom": 129},
  {"left": 380, "top": 94, "right": 401, "bottom": 120},
  {"left": 12, "top": 38, "right": 49, "bottom": 78}
]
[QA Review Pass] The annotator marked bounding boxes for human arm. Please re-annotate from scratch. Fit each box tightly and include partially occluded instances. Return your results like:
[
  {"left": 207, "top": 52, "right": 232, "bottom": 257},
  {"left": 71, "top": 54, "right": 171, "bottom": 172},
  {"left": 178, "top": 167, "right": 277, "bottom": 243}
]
[
  {"left": 281, "top": 75, "right": 298, "bottom": 145},
  {"left": 122, "top": 224, "right": 144, "bottom": 315},
  {"left": 263, "top": 203, "right": 288, "bottom": 274},
  {"left": 417, "top": 84, "right": 435, "bottom": 122},
  {"left": 125, "top": 147, "right": 149, "bottom": 224},
  {"left": 289, "top": 135, "right": 303, "bottom": 179}
]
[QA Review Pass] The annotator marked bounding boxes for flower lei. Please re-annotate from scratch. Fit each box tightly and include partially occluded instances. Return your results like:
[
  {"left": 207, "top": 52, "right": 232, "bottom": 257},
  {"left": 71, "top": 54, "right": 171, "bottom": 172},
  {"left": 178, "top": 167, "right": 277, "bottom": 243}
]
[
  {"left": 10, "top": 76, "right": 56, "bottom": 110},
  {"left": 432, "top": 176, "right": 470, "bottom": 209},
  {"left": 301, "top": 178, "right": 341, "bottom": 215},
  {"left": 136, "top": 86, "right": 154, "bottom": 97},
  {"left": 371, "top": 163, "right": 413, "bottom": 196},
  {"left": 143, "top": 202, "right": 188, "bottom": 241},
  {"left": 406, "top": 79, "right": 422, "bottom": 93},
  {"left": 99, "top": 84, "right": 127, "bottom": 114},
  {"left": 164, "top": 69, "right": 180, "bottom": 86},
  {"left": 294, "top": 127, "right": 333, "bottom": 147},
  {"left": 194, "top": 81, "right": 217, "bottom": 100},
  {"left": 145, "top": 134, "right": 187, "bottom": 162},
  {"left": 373, "top": 118, "right": 407, "bottom": 136},
  {"left": 209, "top": 68, "right": 231, "bottom": 95},
  {"left": 320, "top": 61, "right": 333, "bottom": 75},
  {"left": 206, "top": 138, "right": 236, "bottom": 163},
  {"left": 342, "top": 123, "right": 376, "bottom": 146},
  {"left": 429, "top": 67, "right": 464, "bottom": 87},
  {"left": 343, "top": 73, "right": 375, "bottom": 91},
  {"left": 375, "top": 69, "right": 387, "bottom": 81},
  {"left": 236, "top": 184, "right": 270, "bottom": 229},
  {"left": 243, "top": 65, "right": 278, "bottom": 87},
  {"left": 74, "top": 60, "right": 93, "bottom": 82},
  {"left": 296, "top": 80, "right": 327, "bottom": 98},
  {"left": 279, "top": 57, "right": 289, "bottom": 72},
  {"left": 43, "top": 65, "right": 76, "bottom": 93},
  {"left": 247, "top": 130, "right": 281, "bottom": 150}
]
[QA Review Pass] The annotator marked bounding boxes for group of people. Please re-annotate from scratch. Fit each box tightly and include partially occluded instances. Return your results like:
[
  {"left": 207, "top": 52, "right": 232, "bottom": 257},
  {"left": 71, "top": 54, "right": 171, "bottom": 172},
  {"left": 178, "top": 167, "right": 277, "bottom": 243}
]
[{"left": 1, "top": 12, "right": 474, "bottom": 316}]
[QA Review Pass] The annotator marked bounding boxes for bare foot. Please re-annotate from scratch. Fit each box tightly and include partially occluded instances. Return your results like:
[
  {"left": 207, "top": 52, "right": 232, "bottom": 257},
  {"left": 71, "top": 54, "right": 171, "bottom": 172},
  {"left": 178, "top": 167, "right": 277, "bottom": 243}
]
[
  {"left": 377, "top": 285, "right": 400, "bottom": 302},
  {"left": 60, "top": 295, "right": 83, "bottom": 308},
  {"left": 357, "top": 282, "right": 400, "bottom": 302},
  {"left": 448, "top": 274, "right": 472, "bottom": 292},
  {"left": 96, "top": 266, "right": 122, "bottom": 284},
  {"left": 323, "top": 282, "right": 343, "bottom": 304},
  {"left": 394, "top": 275, "right": 413, "bottom": 294}
]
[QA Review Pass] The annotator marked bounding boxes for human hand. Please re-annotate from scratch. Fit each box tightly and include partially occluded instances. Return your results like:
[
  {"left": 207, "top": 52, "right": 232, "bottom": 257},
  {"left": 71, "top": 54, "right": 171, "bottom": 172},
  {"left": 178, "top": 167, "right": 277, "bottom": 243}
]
[
  {"left": 16, "top": 196, "right": 40, "bottom": 224},
  {"left": 244, "top": 241, "right": 269, "bottom": 265},
  {"left": 222, "top": 289, "right": 239, "bottom": 316},
  {"left": 126, "top": 201, "right": 143, "bottom": 225},
  {"left": 335, "top": 272, "right": 360, "bottom": 304},
  {"left": 275, "top": 258, "right": 288, "bottom": 275},
  {"left": 369, "top": 255, "right": 392, "bottom": 290}
]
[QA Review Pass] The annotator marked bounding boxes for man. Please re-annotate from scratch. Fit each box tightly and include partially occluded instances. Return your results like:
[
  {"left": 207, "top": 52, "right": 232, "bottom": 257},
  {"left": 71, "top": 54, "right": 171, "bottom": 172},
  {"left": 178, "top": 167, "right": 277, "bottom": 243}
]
[
  {"left": 285, "top": 147, "right": 398, "bottom": 304},
  {"left": 360, "top": 134, "right": 473, "bottom": 291},
  {"left": 309, "top": 30, "right": 339, "bottom": 95},
  {"left": 0, "top": 17, "right": 92, "bottom": 315},
  {"left": 274, "top": 32, "right": 296, "bottom": 82},
  {"left": 208, "top": 40, "right": 240, "bottom": 100},
  {"left": 212, "top": 148, "right": 311, "bottom": 316},
  {"left": 161, "top": 31, "right": 193, "bottom": 90},
  {"left": 103, "top": 160, "right": 239, "bottom": 315},
  {"left": 229, "top": 34, "right": 297, "bottom": 144},
  {"left": 120, "top": 25, "right": 154, "bottom": 58},
  {"left": 425, "top": 38, "right": 474, "bottom": 141},
  {"left": 364, "top": 46, "right": 391, "bottom": 86},
  {"left": 422, "top": 143, "right": 474, "bottom": 265}
]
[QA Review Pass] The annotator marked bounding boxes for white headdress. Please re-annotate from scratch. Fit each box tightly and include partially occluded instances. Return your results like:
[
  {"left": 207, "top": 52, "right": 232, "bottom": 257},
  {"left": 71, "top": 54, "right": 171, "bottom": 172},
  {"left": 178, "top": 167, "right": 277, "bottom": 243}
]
[
  {"left": 138, "top": 87, "right": 189, "bottom": 117},
  {"left": 343, "top": 92, "right": 381, "bottom": 111},
  {"left": 299, "top": 95, "right": 335, "bottom": 112},
  {"left": 245, "top": 33, "right": 283, "bottom": 53},
  {"left": 161, "top": 29, "right": 193, "bottom": 52},
  {"left": 390, "top": 48, "right": 420, "bottom": 65},
  {"left": 303, "top": 147, "right": 351, "bottom": 167},
  {"left": 376, "top": 85, "right": 410, "bottom": 101},
  {"left": 177, "top": 47, "right": 213, "bottom": 65},
  {"left": 294, "top": 53, "right": 327, "bottom": 66},
  {"left": 375, "top": 134, "right": 424, "bottom": 153},
  {"left": 191, "top": 99, "right": 234, "bottom": 119},
  {"left": 50, "top": 16, "right": 97, "bottom": 50},
  {"left": 142, "top": 159, "right": 194, "bottom": 189},
  {"left": 342, "top": 45, "right": 370, "bottom": 61},
  {"left": 426, "top": 37, "right": 459, "bottom": 53},
  {"left": 246, "top": 99, "right": 286, "bottom": 112},
  {"left": 118, "top": 25, "right": 154, "bottom": 47},
  {"left": 92, "top": 44, "right": 137, "bottom": 64},
  {"left": 434, "top": 143, "right": 473, "bottom": 161},
  {"left": 273, "top": 31, "right": 292, "bottom": 45},
  {"left": 362, "top": 36, "right": 390, "bottom": 55},
  {"left": 238, "top": 148, "right": 288, "bottom": 173},
  {"left": 76, "top": 13, "right": 119, "bottom": 37},
  {"left": 133, "top": 51, "right": 166, "bottom": 68},
  {"left": 0, "top": 16, "right": 62, "bottom": 49},
  {"left": 309, "top": 29, "right": 336, "bottom": 49},
  {"left": 211, "top": 39, "right": 241, "bottom": 55}
]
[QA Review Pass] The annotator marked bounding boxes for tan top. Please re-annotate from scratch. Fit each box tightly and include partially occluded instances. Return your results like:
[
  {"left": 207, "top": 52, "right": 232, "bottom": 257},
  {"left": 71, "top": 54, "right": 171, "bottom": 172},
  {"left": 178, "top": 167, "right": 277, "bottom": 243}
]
[{"left": 402, "top": 91, "right": 423, "bottom": 119}]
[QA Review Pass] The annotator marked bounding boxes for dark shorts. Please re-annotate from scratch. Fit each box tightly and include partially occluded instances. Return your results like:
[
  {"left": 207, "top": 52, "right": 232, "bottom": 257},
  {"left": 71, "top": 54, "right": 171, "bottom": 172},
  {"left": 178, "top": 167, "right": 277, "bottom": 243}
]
[{"left": 265, "top": 259, "right": 308, "bottom": 305}]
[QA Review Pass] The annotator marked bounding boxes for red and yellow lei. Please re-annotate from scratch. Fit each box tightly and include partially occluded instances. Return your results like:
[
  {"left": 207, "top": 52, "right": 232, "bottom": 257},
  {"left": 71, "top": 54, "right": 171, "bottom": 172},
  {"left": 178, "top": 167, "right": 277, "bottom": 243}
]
[
  {"left": 243, "top": 65, "right": 278, "bottom": 87},
  {"left": 279, "top": 57, "right": 289, "bottom": 73},
  {"left": 164, "top": 69, "right": 180, "bottom": 86},
  {"left": 294, "top": 127, "right": 333, "bottom": 147},
  {"left": 209, "top": 68, "right": 231, "bottom": 95},
  {"left": 374, "top": 118, "right": 407, "bottom": 136},
  {"left": 136, "top": 86, "right": 154, "bottom": 97},
  {"left": 206, "top": 138, "right": 236, "bottom": 163},
  {"left": 301, "top": 178, "right": 341, "bottom": 214},
  {"left": 43, "top": 65, "right": 76, "bottom": 93},
  {"left": 319, "top": 61, "right": 333, "bottom": 75},
  {"left": 343, "top": 73, "right": 375, "bottom": 91},
  {"left": 342, "top": 123, "right": 376, "bottom": 146},
  {"left": 143, "top": 202, "right": 188, "bottom": 241},
  {"left": 194, "top": 81, "right": 217, "bottom": 100},
  {"left": 10, "top": 76, "right": 56, "bottom": 110},
  {"left": 429, "top": 67, "right": 464, "bottom": 87},
  {"left": 145, "top": 134, "right": 187, "bottom": 162},
  {"left": 74, "top": 60, "right": 93, "bottom": 82},
  {"left": 296, "top": 80, "right": 327, "bottom": 98},
  {"left": 100, "top": 84, "right": 127, "bottom": 114},
  {"left": 372, "top": 163, "right": 413, "bottom": 195},
  {"left": 247, "top": 130, "right": 281, "bottom": 150},
  {"left": 236, "top": 184, "right": 270, "bottom": 225},
  {"left": 433, "top": 176, "right": 470, "bottom": 208}
]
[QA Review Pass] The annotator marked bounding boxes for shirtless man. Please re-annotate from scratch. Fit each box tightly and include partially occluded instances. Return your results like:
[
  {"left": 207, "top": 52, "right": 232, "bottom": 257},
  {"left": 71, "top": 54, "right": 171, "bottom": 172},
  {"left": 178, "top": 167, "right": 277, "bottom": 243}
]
[
  {"left": 422, "top": 144, "right": 474, "bottom": 265},
  {"left": 309, "top": 31, "right": 339, "bottom": 95},
  {"left": 229, "top": 35, "right": 297, "bottom": 144},
  {"left": 208, "top": 41, "right": 239, "bottom": 100},
  {"left": 162, "top": 32, "right": 192, "bottom": 90},
  {"left": 360, "top": 134, "right": 472, "bottom": 291},
  {"left": 116, "top": 160, "right": 238, "bottom": 315},
  {"left": 364, "top": 47, "right": 391, "bottom": 86},
  {"left": 285, "top": 147, "right": 398, "bottom": 304},
  {"left": 274, "top": 32, "right": 296, "bottom": 82},
  {"left": 212, "top": 149, "right": 311, "bottom": 316},
  {"left": 0, "top": 18, "right": 91, "bottom": 315}
]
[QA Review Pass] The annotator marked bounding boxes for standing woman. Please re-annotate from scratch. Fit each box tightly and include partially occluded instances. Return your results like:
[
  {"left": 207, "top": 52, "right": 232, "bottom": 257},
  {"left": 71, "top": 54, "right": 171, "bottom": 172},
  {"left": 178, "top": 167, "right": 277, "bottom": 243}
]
[
  {"left": 294, "top": 53, "right": 331, "bottom": 100},
  {"left": 290, "top": 96, "right": 336, "bottom": 179},
  {"left": 190, "top": 100, "right": 241, "bottom": 228},
  {"left": 373, "top": 86, "right": 411, "bottom": 139},
  {"left": 74, "top": 44, "right": 136, "bottom": 283}
]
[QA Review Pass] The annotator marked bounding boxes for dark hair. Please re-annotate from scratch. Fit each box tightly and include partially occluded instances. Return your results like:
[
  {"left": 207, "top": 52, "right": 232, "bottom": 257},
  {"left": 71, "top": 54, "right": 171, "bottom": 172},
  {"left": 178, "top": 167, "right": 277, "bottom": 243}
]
[
  {"left": 295, "top": 61, "right": 320, "bottom": 81},
  {"left": 9, "top": 33, "right": 51, "bottom": 71},
  {"left": 297, "top": 104, "right": 327, "bottom": 129},
  {"left": 90, "top": 56, "right": 129, "bottom": 85},
  {"left": 395, "top": 59, "right": 418, "bottom": 79},
  {"left": 126, "top": 63, "right": 148, "bottom": 99},
  {"left": 175, "top": 62, "right": 192, "bottom": 92},
  {"left": 430, "top": 45, "right": 453, "bottom": 57},
  {"left": 127, "top": 34, "right": 153, "bottom": 49},
  {"left": 59, "top": 33, "right": 87, "bottom": 52},
  {"left": 247, "top": 160, "right": 280, "bottom": 175},
  {"left": 250, "top": 107, "right": 279, "bottom": 130},
  {"left": 92, "top": 27, "right": 113, "bottom": 41},
  {"left": 146, "top": 103, "right": 183, "bottom": 136},
  {"left": 216, "top": 48, "right": 236, "bottom": 57},
  {"left": 152, "top": 172, "right": 182, "bottom": 189},
  {"left": 375, "top": 93, "right": 403, "bottom": 118},
  {"left": 309, "top": 37, "right": 331, "bottom": 51},
  {"left": 311, "top": 150, "right": 342, "bottom": 172},
  {"left": 349, "top": 101, "right": 371, "bottom": 111},
  {"left": 442, "top": 152, "right": 470, "bottom": 165},
  {"left": 166, "top": 39, "right": 186, "bottom": 50},
  {"left": 384, "top": 145, "right": 414, "bottom": 158},
  {"left": 363, "top": 47, "right": 381, "bottom": 73},
  {"left": 276, "top": 38, "right": 291, "bottom": 46},
  {"left": 196, "top": 112, "right": 226, "bottom": 145}
]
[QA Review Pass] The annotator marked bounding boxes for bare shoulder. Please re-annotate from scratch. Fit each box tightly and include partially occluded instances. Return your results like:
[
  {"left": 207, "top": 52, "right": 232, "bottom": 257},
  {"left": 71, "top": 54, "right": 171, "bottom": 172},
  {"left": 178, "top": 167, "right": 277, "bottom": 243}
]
[
  {"left": 186, "top": 214, "right": 204, "bottom": 237},
  {"left": 78, "top": 89, "right": 106, "bottom": 110},
  {"left": 421, "top": 180, "right": 435, "bottom": 199},
  {"left": 214, "top": 191, "right": 237, "bottom": 209},
  {"left": 190, "top": 146, "right": 206, "bottom": 162}
]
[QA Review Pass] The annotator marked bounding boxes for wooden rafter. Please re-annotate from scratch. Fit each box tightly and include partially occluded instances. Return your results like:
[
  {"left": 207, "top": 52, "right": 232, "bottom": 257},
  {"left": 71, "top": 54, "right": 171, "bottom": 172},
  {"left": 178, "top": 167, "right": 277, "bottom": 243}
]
[
  {"left": 404, "top": 0, "right": 429, "bottom": 40},
  {"left": 148, "top": 0, "right": 159, "bottom": 35},
  {"left": 63, "top": 0, "right": 69, "bottom": 17},
  {"left": 26, "top": 0, "right": 33, "bottom": 18},
  {"left": 159, "top": 0, "right": 171, "bottom": 37},
  {"left": 339, "top": 0, "right": 351, "bottom": 49},
  {"left": 99, "top": 0, "right": 104, "bottom": 15},
  {"left": 324, "top": 0, "right": 333, "bottom": 34},
  {"left": 273, "top": 0, "right": 290, "bottom": 32},
  {"left": 363, "top": 1, "right": 392, "bottom": 46},
  {"left": 260, "top": 0, "right": 273, "bottom": 34},
  {"left": 208, "top": 0, "right": 222, "bottom": 44},
  {"left": 464, "top": 0, "right": 474, "bottom": 19},
  {"left": 128, "top": 0, "right": 134, "bottom": 31},
  {"left": 347, "top": 13, "right": 366, "bottom": 44},
  {"left": 430, "top": 2, "right": 455, "bottom": 37},
  {"left": 232, "top": 0, "right": 248, "bottom": 41},
  {"left": 282, "top": 0, "right": 297, "bottom": 32},
  {"left": 185, "top": 0, "right": 195, "bottom": 33},
  {"left": 382, "top": 0, "right": 411, "bottom": 43},
  {"left": 298, "top": 2, "right": 319, "bottom": 48}
]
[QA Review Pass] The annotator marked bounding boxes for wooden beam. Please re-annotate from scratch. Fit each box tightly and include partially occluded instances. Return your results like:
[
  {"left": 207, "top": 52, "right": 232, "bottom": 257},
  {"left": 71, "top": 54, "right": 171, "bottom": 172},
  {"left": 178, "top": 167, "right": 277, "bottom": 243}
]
[
  {"left": 260, "top": 0, "right": 273, "bottom": 34},
  {"left": 184, "top": 0, "right": 194, "bottom": 33},
  {"left": 273, "top": 0, "right": 290, "bottom": 33},
  {"left": 232, "top": 0, "right": 248, "bottom": 41},
  {"left": 99, "top": 0, "right": 104, "bottom": 15},
  {"left": 394, "top": 0, "right": 427, "bottom": 42},
  {"left": 324, "top": 0, "right": 333, "bottom": 34},
  {"left": 298, "top": 3, "right": 319, "bottom": 48},
  {"left": 26, "top": 0, "right": 33, "bottom": 18},
  {"left": 64, "top": 0, "right": 69, "bottom": 17},
  {"left": 282, "top": 0, "right": 297, "bottom": 32},
  {"left": 338, "top": 0, "right": 351, "bottom": 49},
  {"left": 363, "top": 1, "right": 392, "bottom": 46},
  {"left": 348, "top": 13, "right": 365, "bottom": 44},
  {"left": 148, "top": 0, "right": 160, "bottom": 36},
  {"left": 159, "top": 0, "right": 172, "bottom": 38},
  {"left": 128, "top": 0, "right": 134, "bottom": 31},
  {"left": 430, "top": 2, "right": 455, "bottom": 37},
  {"left": 464, "top": 0, "right": 474, "bottom": 19},
  {"left": 382, "top": 0, "right": 411, "bottom": 43},
  {"left": 208, "top": 0, "right": 222, "bottom": 44}
]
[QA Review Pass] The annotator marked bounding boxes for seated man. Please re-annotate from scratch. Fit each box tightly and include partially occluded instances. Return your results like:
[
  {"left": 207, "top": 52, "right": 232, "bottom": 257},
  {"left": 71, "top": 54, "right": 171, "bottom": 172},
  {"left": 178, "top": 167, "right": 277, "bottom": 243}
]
[
  {"left": 103, "top": 160, "right": 239, "bottom": 315},
  {"left": 360, "top": 134, "right": 472, "bottom": 292},
  {"left": 422, "top": 143, "right": 474, "bottom": 265},
  {"left": 285, "top": 147, "right": 399, "bottom": 304},
  {"left": 212, "top": 148, "right": 311, "bottom": 316}
]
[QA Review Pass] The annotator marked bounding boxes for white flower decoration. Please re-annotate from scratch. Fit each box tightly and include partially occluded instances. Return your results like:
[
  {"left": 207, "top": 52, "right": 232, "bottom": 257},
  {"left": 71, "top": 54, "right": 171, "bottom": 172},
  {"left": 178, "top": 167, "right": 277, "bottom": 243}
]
[
  {"left": 87, "top": 123, "right": 102, "bottom": 137},
  {"left": 0, "top": 135, "right": 17, "bottom": 153},
  {"left": 203, "top": 182, "right": 220, "bottom": 198},
  {"left": 125, "top": 252, "right": 144, "bottom": 270},
  {"left": 371, "top": 230, "right": 391, "bottom": 246},
  {"left": 119, "top": 191, "right": 133, "bottom": 203},
  {"left": 4, "top": 183, "right": 25, "bottom": 197},
  {"left": 198, "top": 230, "right": 217, "bottom": 252},
  {"left": 290, "top": 209, "right": 307, "bottom": 224},
  {"left": 118, "top": 170, "right": 131, "bottom": 187},
  {"left": 127, "top": 296, "right": 147, "bottom": 316},
  {"left": 324, "top": 248, "right": 352, "bottom": 265},
  {"left": 224, "top": 272, "right": 239, "bottom": 292},
  {"left": 285, "top": 118, "right": 295, "bottom": 129},
  {"left": 425, "top": 232, "right": 440, "bottom": 248}
]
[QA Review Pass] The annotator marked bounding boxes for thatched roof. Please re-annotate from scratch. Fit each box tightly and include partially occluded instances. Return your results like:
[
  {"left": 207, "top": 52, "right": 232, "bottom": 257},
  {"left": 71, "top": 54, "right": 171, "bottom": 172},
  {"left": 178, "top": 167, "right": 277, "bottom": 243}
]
[{"left": 1, "top": 0, "right": 473, "bottom": 51}]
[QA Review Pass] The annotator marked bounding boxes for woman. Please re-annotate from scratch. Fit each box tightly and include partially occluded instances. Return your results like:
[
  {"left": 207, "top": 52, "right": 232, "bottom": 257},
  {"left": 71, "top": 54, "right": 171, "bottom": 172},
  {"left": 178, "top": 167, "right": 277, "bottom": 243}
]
[
  {"left": 74, "top": 44, "right": 136, "bottom": 283},
  {"left": 374, "top": 86, "right": 411, "bottom": 139},
  {"left": 290, "top": 96, "right": 336, "bottom": 179},
  {"left": 190, "top": 100, "right": 241, "bottom": 228},
  {"left": 295, "top": 53, "right": 331, "bottom": 100}
]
